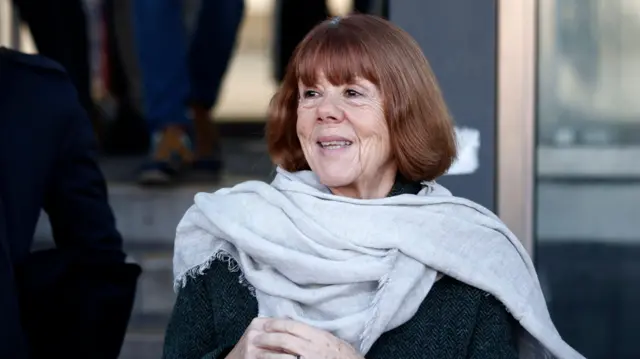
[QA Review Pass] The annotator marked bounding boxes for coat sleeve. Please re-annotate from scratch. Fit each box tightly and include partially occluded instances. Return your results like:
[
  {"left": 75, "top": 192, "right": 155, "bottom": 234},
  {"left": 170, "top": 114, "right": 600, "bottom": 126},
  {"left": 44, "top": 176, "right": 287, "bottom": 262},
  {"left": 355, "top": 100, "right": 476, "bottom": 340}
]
[
  {"left": 0, "top": 197, "right": 29, "bottom": 358},
  {"left": 163, "top": 274, "right": 232, "bottom": 359},
  {"left": 466, "top": 293, "right": 519, "bottom": 359},
  {"left": 42, "top": 75, "right": 124, "bottom": 260}
]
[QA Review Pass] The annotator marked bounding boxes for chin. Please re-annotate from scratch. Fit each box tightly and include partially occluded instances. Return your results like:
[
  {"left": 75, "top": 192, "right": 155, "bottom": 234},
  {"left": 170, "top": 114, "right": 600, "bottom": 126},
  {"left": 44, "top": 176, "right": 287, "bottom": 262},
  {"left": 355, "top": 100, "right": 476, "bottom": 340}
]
[{"left": 314, "top": 170, "right": 357, "bottom": 188}]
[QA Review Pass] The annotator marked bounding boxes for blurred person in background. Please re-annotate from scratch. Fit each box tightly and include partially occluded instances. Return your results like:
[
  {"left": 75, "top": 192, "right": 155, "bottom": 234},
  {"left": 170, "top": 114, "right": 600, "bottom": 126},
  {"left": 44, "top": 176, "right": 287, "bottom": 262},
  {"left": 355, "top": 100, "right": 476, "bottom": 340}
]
[
  {"left": 101, "top": 0, "right": 150, "bottom": 156},
  {"left": 162, "top": 15, "right": 583, "bottom": 359},
  {"left": 132, "top": 0, "right": 245, "bottom": 185},
  {"left": 0, "top": 48, "right": 140, "bottom": 359}
]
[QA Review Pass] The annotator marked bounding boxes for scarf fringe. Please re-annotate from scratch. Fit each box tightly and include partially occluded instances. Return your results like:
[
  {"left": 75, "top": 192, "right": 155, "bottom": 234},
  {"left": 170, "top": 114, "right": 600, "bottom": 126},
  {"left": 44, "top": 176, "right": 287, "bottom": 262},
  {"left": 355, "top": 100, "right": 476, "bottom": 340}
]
[
  {"left": 359, "top": 249, "right": 397, "bottom": 352},
  {"left": 174, "top": 251, "right": 256, "bottom": 297}
]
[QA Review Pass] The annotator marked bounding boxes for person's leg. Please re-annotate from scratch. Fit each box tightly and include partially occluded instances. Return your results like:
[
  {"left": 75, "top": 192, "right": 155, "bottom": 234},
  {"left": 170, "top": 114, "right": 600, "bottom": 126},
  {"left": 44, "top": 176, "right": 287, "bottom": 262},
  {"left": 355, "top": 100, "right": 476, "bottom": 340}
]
[
  {"left": 102, "top": 0, "right": 149, "bottom": 155},
  {"left": 132, "top": 0, "right": 190, "bottom": 132},
  {"left": 188, "top": 0, "right": 244, "bottom": 168},
  {"left": 113, "top": 0, "right": 146, "bottom": 116},
  {"left": 188, "top": 0, "right": 244, "bottom": 112},
  {"left": 273, "top": 0, "right": 328, "bottom": 83},
  {"left": 103, "top": 0, "right": 128, "bottom": 101},
  {"left": 132, "top": 0, "right": 193, "bottom": 184}
]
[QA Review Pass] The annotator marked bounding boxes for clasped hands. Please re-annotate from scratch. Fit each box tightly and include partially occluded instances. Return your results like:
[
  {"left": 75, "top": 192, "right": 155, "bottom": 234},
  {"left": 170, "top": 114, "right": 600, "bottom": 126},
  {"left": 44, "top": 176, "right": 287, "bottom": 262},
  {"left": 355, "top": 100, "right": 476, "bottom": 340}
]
[{"left": 226, "top": 317, "right": 365, "bottom": 359}]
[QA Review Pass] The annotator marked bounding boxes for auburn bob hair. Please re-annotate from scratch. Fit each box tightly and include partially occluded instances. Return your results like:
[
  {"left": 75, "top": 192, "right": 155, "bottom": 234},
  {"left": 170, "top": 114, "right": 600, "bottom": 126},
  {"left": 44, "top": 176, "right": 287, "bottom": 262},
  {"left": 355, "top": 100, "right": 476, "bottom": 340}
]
[{"left": 266, "top": 14, "right": 457, "bottom": 181}]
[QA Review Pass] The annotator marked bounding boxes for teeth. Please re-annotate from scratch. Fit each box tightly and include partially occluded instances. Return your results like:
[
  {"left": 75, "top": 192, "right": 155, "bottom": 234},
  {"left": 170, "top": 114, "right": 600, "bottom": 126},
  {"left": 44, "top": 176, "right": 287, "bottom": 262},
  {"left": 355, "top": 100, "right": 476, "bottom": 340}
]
[{"left": 319, "top": 140, "right": 352, "bottom": 148}]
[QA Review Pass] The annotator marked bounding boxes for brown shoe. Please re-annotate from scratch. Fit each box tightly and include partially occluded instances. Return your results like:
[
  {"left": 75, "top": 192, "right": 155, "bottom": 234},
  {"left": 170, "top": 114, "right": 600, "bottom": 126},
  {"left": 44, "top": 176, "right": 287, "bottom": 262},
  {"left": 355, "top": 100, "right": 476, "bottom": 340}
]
[{"left": 137, "top": 125, "right": 194, "bottom": 185}]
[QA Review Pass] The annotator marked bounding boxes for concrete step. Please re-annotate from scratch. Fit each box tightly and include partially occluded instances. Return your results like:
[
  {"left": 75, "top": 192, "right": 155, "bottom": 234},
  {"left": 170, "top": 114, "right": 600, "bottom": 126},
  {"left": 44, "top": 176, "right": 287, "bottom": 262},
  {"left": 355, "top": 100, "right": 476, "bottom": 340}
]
[
  {"left": 130, "top": 250, "right": 175, "bottom": 318},
  {"left": 119, "top": 332, "right": 165, "bottom": 359},
  {"left": 35, "top": 178, "right": 249, "bottom": 245},
  {"left": 35, "top": 138, "right": 274, "bottom": 244},
  {"left": 118, "top": 252, "right": 173, "bottom": 359}
]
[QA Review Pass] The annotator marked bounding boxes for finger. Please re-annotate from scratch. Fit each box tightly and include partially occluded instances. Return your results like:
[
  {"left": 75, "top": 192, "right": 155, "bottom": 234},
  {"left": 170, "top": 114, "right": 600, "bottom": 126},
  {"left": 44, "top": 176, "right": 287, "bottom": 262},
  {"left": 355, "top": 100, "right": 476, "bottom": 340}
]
[
  {"left": 254, "top": 332, "right": 308, "bottom": 354},
  {"left": 263, "top": 318, "right": 318, "bottom": 340},
  {"left": 248, "top": 317, "right": 272, "bottom": 331},
  {"left": 256, "top": 349, "right": 298, "bottom": 359}
]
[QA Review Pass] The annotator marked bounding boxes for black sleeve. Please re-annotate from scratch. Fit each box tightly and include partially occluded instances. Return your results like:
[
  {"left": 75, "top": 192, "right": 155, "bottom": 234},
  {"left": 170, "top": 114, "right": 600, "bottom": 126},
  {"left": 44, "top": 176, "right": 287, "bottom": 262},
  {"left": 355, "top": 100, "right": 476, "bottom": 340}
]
[
  {"left": 42, "top": 77, "right": 124, "bottom": 260},
  {"left": 466, "top": 293, "right": 519, "bottom": 359},
  {"left": 163, "top": 275, "right": 231, "bottom": 359},
  {"left": 0, "top": 197, "right": 29, "bottom": 358}
]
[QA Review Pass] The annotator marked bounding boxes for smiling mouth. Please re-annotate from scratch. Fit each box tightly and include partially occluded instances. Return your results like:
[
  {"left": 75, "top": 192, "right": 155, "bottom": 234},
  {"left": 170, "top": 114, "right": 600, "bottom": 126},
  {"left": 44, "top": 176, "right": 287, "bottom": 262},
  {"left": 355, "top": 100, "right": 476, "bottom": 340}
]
[{"left": 317, "top": 140, "right": 353, "bottom": 150}]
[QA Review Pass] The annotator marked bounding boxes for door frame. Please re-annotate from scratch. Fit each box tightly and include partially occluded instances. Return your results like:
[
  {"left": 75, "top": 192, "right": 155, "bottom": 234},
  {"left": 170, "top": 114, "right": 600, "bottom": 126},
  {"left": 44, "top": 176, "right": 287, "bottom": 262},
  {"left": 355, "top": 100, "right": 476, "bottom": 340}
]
[{"left": 496, "top": 0, "right": 537, "bottom": 255}]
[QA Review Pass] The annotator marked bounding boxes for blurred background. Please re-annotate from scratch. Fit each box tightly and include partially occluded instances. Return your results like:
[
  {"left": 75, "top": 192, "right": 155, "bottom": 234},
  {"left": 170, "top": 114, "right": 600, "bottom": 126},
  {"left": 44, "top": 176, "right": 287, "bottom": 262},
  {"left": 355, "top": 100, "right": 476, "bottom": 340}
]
[{"left": 1, "top": 0, "right": 639, "bottom": 358}]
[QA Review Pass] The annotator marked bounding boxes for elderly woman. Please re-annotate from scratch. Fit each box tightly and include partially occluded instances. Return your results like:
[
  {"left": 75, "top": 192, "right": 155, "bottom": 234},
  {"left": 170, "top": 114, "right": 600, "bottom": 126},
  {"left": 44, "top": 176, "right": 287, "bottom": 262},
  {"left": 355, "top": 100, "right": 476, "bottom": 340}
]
[{"left": 164, "top": 14, "right": 583, "bottom": 359}]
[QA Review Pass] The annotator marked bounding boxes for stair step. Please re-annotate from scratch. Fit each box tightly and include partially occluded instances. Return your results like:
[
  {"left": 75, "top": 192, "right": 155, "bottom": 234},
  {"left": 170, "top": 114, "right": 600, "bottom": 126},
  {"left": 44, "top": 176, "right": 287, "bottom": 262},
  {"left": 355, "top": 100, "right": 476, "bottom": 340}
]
[
  {"left": 119, "top": 332, "right": 165, "bottom": 359},
  {"left": 34, "top": 172, "right": 271, "bottom": 245},
  {"left": 128, "top": 313, "right": 171, "bottom": 334},
  {"left": 36, "top": 181, "right": 222, "bottom": 244},
  {"left": 35, "top": 137, "right": 274, "bottom": 244},
  {"left": 131, "top": 251, "right": 175, "bottom": 317}
]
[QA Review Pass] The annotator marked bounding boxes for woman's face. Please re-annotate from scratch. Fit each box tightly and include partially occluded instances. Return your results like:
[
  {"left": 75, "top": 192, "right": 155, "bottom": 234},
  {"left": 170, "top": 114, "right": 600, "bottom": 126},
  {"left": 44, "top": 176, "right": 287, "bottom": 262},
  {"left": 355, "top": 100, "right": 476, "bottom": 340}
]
[{"left": 296, "top": 73, "right": 397, "bottom": 199}]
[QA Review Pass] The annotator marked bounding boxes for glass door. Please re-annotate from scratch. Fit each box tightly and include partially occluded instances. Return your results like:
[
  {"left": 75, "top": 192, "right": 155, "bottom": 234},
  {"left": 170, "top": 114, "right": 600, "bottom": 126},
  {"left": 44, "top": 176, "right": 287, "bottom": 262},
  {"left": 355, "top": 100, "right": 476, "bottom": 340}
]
[
  {"left": 535, "top": 1, "right": 640, "bottom": 358},
  {"left": 499, "top": 1, "right": 640, "bottom": 358}
]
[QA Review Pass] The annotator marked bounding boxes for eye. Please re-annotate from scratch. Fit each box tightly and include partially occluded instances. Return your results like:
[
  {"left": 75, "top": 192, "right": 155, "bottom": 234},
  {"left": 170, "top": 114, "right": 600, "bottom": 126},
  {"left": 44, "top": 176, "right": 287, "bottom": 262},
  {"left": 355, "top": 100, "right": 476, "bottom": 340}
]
[
  {"left": 302, "top": 90, "right": 319, "bottom": 98},
  {"left": 345, "top": 89, "right": 362, "bottom": 97}
]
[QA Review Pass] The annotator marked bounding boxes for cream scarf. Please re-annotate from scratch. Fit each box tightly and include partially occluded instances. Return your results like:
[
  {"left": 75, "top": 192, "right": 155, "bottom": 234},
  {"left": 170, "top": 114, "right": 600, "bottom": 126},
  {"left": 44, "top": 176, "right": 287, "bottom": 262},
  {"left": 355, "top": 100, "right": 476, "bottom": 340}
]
[{"left": 173, "top": 167, "right": 583, "bottom": 358}]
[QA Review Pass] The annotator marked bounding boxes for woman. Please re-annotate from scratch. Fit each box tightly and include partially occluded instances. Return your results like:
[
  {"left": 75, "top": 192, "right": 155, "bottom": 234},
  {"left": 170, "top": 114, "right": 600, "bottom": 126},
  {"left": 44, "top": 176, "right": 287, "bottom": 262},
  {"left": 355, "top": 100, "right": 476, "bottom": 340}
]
[{"left": 165, "top": 15, "right": 584, "bottom": 359}]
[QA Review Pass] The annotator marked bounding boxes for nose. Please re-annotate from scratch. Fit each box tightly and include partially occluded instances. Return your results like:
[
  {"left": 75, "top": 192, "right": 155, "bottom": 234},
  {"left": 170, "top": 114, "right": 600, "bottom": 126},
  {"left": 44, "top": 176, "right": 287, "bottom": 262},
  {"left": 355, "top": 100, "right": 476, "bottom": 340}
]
[{"left": 316, "top": 94, "right": 344, "bottom": 123}]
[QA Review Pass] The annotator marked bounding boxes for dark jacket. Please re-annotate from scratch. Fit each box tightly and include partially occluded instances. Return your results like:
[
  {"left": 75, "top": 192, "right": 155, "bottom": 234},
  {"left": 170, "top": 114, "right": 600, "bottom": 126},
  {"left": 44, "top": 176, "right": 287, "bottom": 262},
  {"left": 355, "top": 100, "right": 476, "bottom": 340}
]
[
  {"left": 162, "top": 180, "right": 519, "bottom": 359},
  {"left": 0, "top": 47, "right": 140, "bottom": 359}
]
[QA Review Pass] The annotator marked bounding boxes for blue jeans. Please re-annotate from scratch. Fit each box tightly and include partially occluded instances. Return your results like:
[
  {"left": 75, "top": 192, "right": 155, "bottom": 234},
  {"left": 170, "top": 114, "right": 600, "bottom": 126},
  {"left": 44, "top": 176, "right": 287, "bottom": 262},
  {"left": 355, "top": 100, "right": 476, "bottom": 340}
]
[{"left": 132, "top": 0, "right": 244, "bottom": 131}]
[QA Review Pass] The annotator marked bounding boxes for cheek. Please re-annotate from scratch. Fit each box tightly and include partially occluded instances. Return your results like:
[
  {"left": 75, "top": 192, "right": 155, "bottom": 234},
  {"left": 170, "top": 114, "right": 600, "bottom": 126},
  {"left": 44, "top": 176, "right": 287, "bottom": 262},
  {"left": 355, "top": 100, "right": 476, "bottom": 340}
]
[
  {"left": 353, "top": 111, "right": 389, "bottom": 143},
  {"left": 371, "top": 109, "right": 390, "bottom": 144},
  {"left": 296, "top": 109, "right": 313, "bottom": 140},
  {"left": 355, "top": 114, "right": 392, "bottom": 160}
]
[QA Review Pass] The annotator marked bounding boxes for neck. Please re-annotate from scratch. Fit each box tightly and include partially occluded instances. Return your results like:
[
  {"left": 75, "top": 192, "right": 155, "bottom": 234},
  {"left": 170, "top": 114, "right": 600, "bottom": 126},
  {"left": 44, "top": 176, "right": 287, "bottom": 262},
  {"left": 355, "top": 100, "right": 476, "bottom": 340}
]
[{"left": 329, "top": 165, "right": 397, "bottom": 199}]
